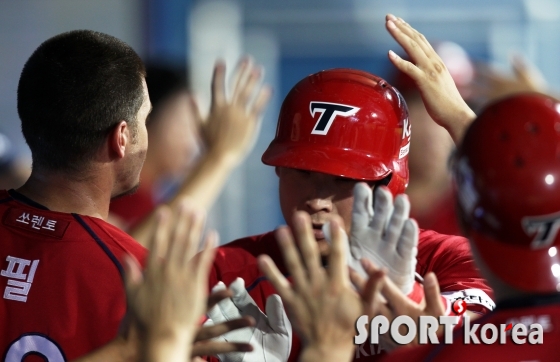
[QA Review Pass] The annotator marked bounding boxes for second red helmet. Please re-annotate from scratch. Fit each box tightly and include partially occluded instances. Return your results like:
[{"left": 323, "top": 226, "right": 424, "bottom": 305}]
[
  {"left": 262, "top": 68, "right": 411, "bottom": 196},
  {"left": 454, "top": 93, "right": 560, "bottom": 293}
]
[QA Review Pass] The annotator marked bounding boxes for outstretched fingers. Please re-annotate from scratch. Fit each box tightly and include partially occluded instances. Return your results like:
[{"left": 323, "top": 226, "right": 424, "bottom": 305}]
[
  {"left": 370, "top": 186, "right": 393, "bottom": 237},
  {"left": 384, "top": 194, "right": 410, "bottom": 249},
  {"left": 146, "top": 206, "right": 171, "bottom": 272},
  {"left": 258, "top": 253, "right": 295, "bottom": 305},
  {"left": 327, "top": 216, "right": 350, "bottom": 289},
  {"left": 352, "top": 182, "right": 374, "bottom": 231},
  {"left": 211, "top": 60, "right": 227, "bottom": 106},
  {"left": 423, "top": 272, "right": 446, "bottom": 317},
  {"left": 292, "top": 211, "right": 323, "bottom": 284},
  {"left": 397, "top": 219, "right": 419, "bottom": 261}
]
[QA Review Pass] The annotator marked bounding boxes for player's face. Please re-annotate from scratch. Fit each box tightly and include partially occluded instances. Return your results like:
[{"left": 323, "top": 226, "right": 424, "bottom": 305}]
[
  {"left": 277, "top": 167, "right": 364, "bottom": 256},
  {"left": 114, "top": 79, "right": 150, "bottom": 198}
]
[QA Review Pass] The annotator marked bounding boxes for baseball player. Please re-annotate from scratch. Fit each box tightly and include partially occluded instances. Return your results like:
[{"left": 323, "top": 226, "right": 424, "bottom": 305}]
[
  {"left": 0, "top": 30, "right": 256, "bottom": 362},
  {"left": 382, "top": 93, "right": 560, "bottom": 361},
  {"left": 0, "top": 30, "right": 151, "bottom": 361},
  {"left": 204, "top": 15, "right": 494, "bottom": 361}
]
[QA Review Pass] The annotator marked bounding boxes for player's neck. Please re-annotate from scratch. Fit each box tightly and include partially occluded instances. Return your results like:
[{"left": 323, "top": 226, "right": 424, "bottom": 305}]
[{"left": 16, "top": 168, "right": 112, "bottom": 220}]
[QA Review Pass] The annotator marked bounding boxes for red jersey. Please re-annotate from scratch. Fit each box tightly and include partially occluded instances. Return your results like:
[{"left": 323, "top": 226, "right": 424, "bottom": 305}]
[
  {"left": 209, "top": 229, "right": 494, "bottom": 361},
  {"left": 0, "top": 189, "right": 147, "bottom": 361},
  {"left": 382, "top": 294, "right": 560, "bottom": 362},
  {"left": 109, "top": 183, "right": 155, "bottom": 230}
]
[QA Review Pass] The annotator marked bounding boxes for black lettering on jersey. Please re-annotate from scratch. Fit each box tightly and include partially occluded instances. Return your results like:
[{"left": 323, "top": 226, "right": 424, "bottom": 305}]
[
  {"left": 522, "top": 211, "right": 560, "bottom": 248},
  {"left": 309, "top": 102, "right": 360, "bottom": 135}
]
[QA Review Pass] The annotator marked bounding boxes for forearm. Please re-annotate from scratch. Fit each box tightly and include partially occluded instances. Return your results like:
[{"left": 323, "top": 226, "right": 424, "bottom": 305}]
[
  {"left": 139, "top": 335, "right": 193, "bottom": 362},
  {"left": 131, "top": 149, "right": 236, "bottom": 245},
  {"left": 299, "top": 345, "right": 354, "bottom": 362},
  {"left": 71, "top": 336, "right": 137, "bottom": 362},
  {"left": 444, "top": 105, "right": 476, "bottom": 145}
]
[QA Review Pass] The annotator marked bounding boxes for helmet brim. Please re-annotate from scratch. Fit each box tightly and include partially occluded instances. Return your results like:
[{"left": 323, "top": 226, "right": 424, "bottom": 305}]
[{"left": 262, "top": 141, "right": 393, "bottom": 181}]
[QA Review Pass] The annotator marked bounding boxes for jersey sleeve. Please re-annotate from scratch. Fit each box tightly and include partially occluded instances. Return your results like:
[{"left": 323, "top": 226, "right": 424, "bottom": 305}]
[{"left": 416, "top": 230, "right": 495, "bottom": 313}]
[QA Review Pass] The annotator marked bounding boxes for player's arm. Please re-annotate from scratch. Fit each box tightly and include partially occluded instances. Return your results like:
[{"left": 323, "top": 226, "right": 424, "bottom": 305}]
[
  {"left": 385, "top": 14, "right": 475, "bottom": 144},
  {"left": 131, "top": 58, "right": 272, "bottom": 246},
  {"left": 70, "top": 337, "right": 137, "bottom": 362},
  {"left": 428, "top": 238, "right": 495, "bottom": 316},
  {"left": 74, "top": 201, "right": 253, "bottom": 362}
]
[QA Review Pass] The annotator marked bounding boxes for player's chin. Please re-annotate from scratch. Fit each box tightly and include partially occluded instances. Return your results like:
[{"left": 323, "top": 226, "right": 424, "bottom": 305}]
[{"left": 111, "top": 182, "right": 140, "bottom": 200}]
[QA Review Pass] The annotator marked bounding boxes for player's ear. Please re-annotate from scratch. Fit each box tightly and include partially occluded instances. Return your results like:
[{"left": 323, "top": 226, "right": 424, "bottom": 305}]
[{"left": 108, "top": 120, "right": 129, "bottom": 160}]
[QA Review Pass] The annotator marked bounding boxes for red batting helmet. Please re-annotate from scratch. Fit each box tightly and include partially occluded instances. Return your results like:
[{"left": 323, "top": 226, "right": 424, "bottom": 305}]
[
  {"left": 454, "top": 93, "right": 560, "bottom": 293},
  {"left": 262, "top": 68, "right": 411, "bottom": 196}
]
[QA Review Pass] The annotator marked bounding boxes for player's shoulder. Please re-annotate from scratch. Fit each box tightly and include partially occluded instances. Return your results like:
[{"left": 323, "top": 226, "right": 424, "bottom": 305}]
[
  {"left": 216, "top": 231, "right": 276, "bottom": 256},
  {"left": 418, "top": 228, "right": 467, "bottom": 244},
  {"left": 418, "top": 228, "right": 470, "bottom": 254},
  {"left": 77, "top": 214, "right": 147, "bottom": 262},
  {"left": 211, "top": 231, "right": 278, "bottom": 284},
  {"left": 0, "top": 189, "right": 88, "bottom": 240}
]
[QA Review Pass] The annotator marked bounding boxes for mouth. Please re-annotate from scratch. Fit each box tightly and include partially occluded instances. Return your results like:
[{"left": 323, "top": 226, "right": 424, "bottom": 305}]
[{"left": 312, "top": 223, "right": 325, "bottom": 241}]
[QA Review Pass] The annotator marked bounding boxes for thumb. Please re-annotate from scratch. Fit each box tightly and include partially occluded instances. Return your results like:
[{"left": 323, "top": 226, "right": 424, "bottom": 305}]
[
  {"left": 265, "top": 294, "right": 292, "bottom": 335},
  {"left": 424, "top": 272, "right": 446, "bottom": 317},
  {"left": 230, "top": 277, "right": 263, "bottom": 321},
  {"left": 230, "top": 278, "right": 252, "bottom": 308}
]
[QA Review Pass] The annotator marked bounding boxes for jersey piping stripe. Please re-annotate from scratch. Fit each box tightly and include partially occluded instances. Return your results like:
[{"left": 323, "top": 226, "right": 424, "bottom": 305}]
[
  {"left": 7, "top": 189, "right": 49, "bottom": 210},
  {"left": 72, "top": 214, "right": 125, "bottom": 279},
  {"left": 245, "top": 272, "right": 291, "bottom": 293},
  {"left": 0, "top": 196, "right": 12, "bottom": 204}
]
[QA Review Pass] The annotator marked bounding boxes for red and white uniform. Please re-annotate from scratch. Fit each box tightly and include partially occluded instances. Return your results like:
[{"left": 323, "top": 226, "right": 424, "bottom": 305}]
[
  {"left": 0, "top": 190, "right": 147, "bottom": 361},
  {"left": 382, "top": 294, "right": 560, "bottom": 362},
  {"left": 209, "top": 229, "right": 494, "bottom": 361}
]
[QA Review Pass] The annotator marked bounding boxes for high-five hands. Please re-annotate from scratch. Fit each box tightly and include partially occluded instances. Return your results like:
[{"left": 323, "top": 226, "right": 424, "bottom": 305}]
[
  {"left": 325, "top": 183, "right": 418, "bottom": 296},
  {"left": 385, "top": 14, "right": 476, "bottom": 144},
  {"left": 123, "top": 199, "right": 254, "bottom": 362},
  {"left": 196, "top": 57, "right": 272, "bottom": 165},
  {"left": 204, "top": 278, "right": 292, "bottom": 362},
  {"left": 259, "top": 212, "right": 386, "bottom": 362},
  {"left": 351, "top": 259, "right": 447, "bottom": 347}
]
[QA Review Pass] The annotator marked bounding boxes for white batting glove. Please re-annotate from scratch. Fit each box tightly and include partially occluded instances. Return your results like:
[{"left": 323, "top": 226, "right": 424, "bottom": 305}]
[
  {"left": 324, "top": 183, "right": 418, "bottom": 295},
  {"left": 205, "top": 278, "right": 292, "bottom": 362}
]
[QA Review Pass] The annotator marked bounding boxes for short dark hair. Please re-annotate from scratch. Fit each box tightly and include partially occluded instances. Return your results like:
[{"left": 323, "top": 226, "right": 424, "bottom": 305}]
[{"left": 18, "top": 30, "right": 146, "bottom": 172}]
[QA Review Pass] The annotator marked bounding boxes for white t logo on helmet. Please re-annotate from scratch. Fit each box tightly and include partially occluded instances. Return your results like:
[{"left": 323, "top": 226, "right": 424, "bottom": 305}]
[
  {"left": 522, "top": 211, "right": 560, "bottom": 249},
  {"left": 309, "top": 102, "right": 360, "bottom": 135}
]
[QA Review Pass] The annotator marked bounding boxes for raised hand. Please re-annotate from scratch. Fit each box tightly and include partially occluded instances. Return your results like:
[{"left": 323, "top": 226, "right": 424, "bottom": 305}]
[
  {"left": 259, "top": 212, "right": 386, "bottom": 362},
  {"left": 351, "top": 259, "right": 448, "bottom": 347},
  {"left": 204, "top": 278, "right": 292, "bottom": 362},
  {"left": 385, "top": 14, "right": 476, "bottom": 144},
  {"left": 123, "top": 199, "right": 216, "bottom": 362},
  {"left": 197, "top": 57, "right": 272, "bottom": 165},
  {"left": 474, "top": 54, "right": 549, "bottom": 103},
  {"left": 327, "top": 183, "right": 418, "bottom": 295}
]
